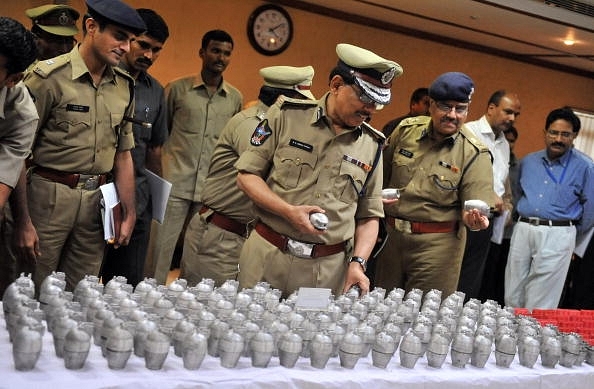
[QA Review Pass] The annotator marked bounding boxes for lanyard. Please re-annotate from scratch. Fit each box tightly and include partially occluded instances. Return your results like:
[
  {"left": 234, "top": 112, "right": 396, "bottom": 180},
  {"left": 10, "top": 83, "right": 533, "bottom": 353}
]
[{"left": 543, "top": 152, "right": 571, "bottom": 184}]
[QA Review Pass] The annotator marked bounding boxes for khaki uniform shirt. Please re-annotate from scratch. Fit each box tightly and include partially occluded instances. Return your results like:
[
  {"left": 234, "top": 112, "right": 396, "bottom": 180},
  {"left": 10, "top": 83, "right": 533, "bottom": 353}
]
[
  {"left": 163, "top": 75, "right": 243, "bottom": 201},
  {"left": 24, "top": 46, "right": 135, "bottom": 173},
  {"left": 383, "top": 116, "right": 494, "bottom": 222},
  {"left": 0, "top": 82, "right": 38, "bottom": 187},
  {"left": 201, "top": 101, "right": 267, "bottom": 223},
  {"left": 235, "top": 93, "right": 385, "bottom": 245}
]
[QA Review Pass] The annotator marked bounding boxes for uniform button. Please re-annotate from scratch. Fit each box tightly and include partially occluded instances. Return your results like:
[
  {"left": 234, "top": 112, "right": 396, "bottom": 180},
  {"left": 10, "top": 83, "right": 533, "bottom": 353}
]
[
  {"left": 539, "top": 194, "right": 543, "bottom": 198},
  {"left": 295, "top": 158, "right": 301, "bottom": 165},
  {"left": 544, "top": 180, "right": 548, "bottom": 184}
]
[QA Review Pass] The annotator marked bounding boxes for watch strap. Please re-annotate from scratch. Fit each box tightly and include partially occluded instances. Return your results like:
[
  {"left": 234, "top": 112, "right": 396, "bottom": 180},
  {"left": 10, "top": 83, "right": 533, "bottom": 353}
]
[{"left": 349, "top": 256, "right": 367, "bottom": 271}]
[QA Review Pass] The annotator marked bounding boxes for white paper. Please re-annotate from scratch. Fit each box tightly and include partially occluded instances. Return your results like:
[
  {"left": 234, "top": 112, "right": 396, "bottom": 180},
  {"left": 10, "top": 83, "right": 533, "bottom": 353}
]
[
  {"left": 295, "top": 287, "right": 331, "bottom": 310},
  {"left": 100, "top": 183, "right": 120, "bottom": 241},
  {"left": 144, "top": 168, "right": 172, "bottom": 224},
  {"left": 575, "top": 226, "right": 594, "bottom": 258},
  {"left": 490, "top": 210, "right": 509, "bottom": 245}
]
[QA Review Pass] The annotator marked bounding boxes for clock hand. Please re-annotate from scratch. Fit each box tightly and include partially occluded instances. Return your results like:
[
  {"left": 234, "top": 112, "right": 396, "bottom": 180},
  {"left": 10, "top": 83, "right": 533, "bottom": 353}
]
[{"left": 270, "top": 23, "right": 286, "bottom": 32}]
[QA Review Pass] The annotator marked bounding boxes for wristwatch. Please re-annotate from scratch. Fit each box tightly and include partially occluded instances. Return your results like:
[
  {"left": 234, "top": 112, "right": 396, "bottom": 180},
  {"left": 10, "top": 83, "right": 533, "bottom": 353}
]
[{"left": 349, "top": 256, "right": 367, "bottom": 272}]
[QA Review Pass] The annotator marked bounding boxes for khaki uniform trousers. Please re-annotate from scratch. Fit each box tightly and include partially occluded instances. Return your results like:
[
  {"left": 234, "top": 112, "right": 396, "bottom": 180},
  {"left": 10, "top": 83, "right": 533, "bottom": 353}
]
[
  {"left": 29, "top": 174, "right": 104, "bottom": 291},
  {"left": 144, "top": 195, "right": 201, "bottom": 284},
  {"left": 374, "top": 224, "right": 466, "bottom": 297},
  {"left": 238, "top": 231, "right": 348, "bottom": 299},
  {"left": 180, "top": 212, "right": 246, "bottom": 287}
]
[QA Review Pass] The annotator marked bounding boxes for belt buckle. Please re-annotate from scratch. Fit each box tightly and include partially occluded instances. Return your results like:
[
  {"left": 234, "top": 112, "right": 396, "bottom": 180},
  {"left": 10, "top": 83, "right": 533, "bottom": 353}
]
[
  {"left": 82, "top": 175, "right": 99, "bottom": 190},
  {"left": 287, "top": 238, "right": 314, "bottom": 258},
  {"left": 393, "top": 218, "right": 412, "bottom": 234},
  {"left": 528, "top": 217, "right": 540, "bottom": 226}
]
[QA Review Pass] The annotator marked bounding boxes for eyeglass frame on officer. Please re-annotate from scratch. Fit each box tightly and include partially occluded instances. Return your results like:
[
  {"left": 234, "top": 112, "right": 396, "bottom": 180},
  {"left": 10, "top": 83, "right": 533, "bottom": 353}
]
[{"left": 433, "top": 100, "right": 469, "bottom": 115}]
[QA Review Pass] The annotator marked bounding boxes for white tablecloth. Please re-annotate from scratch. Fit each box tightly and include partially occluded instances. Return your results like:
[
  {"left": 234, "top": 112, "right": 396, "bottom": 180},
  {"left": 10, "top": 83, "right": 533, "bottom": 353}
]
[{"left": 3, "top": 313, "right": 594, "bottom": 389}]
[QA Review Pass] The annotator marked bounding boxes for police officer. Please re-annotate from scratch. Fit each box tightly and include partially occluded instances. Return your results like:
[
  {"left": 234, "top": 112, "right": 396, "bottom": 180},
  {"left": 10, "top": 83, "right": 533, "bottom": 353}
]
[
  {"left": 0, "top": 17, "right": 38, "bottom": 296},
  {"left": 100, "top": 8, "right": 170, "bottom": 288},
  {"left": 13, "top": 0, "right": 146, "bottom": 291},
  {"left": 0, "top": 4, "right": 80, "bottom": 292},
  {"left": 25, "top": 4, "right": 80, "bottom": 61},
  {"left": 374, "top": 72, "right": 494, "bottom": 297},
  {"left": 235, "top": 44, "right": 403, "bottom": 298},
  {"left": 180, "top": 65, "right": 316, "bottom": 287}
]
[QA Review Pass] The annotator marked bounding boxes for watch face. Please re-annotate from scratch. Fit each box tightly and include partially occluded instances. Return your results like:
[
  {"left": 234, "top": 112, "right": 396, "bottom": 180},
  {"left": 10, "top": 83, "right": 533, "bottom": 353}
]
[{"left": 248, "top": 5, "right": 293, "bottom": 55}]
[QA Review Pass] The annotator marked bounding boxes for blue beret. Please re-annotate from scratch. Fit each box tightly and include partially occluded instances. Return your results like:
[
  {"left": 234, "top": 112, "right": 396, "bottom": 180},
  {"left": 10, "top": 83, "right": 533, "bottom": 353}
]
[
  {"left": 428, "top": 72, "right": 475, "bottom": 103},
  {"left": 86, "top": 0, "right": 146, "bottom": 34}
]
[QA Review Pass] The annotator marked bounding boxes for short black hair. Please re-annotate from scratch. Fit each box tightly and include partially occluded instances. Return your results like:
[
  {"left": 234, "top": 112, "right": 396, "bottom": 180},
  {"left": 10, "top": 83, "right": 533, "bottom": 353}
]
[
  {"left": 545, "top": 106, "right": 581, "bottom": 134},
  {"left": 487, "top": 90, "right": 507, "bottom": 107},
  {"left": 136, "top": 9, "right": 169, "bottom": 43},
  {"left": 328, "top": 65, "right": 355, "bottom": 85},
  {"left": 201, "top": 29, "right": 233, "bottom": 50},
  {"left": 0, "top": 17, "right": 37, "bottom": 74},
  {"left": 410, "top": 87, "right": 428, "bottom": 104}
]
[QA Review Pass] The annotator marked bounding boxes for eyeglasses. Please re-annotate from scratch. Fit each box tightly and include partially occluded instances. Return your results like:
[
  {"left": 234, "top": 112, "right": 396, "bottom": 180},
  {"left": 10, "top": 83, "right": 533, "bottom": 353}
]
[
  {"left": 434, "top": 101, "right": 469, "bottom": 115},
  {"left": 546, "top": 129, "right": 574, "bottom": 139},
  {"left": 348, "top": 84, "right": 377, "bottom": 107}
]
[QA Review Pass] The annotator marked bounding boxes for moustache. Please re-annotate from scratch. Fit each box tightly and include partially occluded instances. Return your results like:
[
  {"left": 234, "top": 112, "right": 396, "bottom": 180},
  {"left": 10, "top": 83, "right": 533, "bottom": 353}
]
[
  {"left": 441, "top": 117, "right": 458, "bottom": 125},
  {"left": 136, "top": 58, "right": 152, "bottom": 66},
  {"left": 552, "top": 142, "right": 566, "bottom": 148}
]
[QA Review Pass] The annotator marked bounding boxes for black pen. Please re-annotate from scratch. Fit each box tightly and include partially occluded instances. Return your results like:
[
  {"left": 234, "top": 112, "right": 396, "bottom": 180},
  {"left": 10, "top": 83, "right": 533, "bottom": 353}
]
[{"left": 438, "top": 160, "right": 451, "bottom": 169}]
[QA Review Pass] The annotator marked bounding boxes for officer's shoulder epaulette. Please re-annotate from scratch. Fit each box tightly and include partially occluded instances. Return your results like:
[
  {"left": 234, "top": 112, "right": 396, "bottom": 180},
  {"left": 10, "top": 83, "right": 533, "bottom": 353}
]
[
  {"left": 31, "top": 55, "right": 70, "bottom": 79},
  {"left": 400, "top": 115, "right": 431, "bottom": 127},
  {"left": 276, "top": 95, "right": 318, "bottom": 110},
  {"left": 113, "top": 66, "right": 135, "bottom": 83},
  {"left": 460, "top": 126, "right": 489, "bottom": 152},
  {"left": 361, "top": 121, "right": 386, "bottom": 141}
]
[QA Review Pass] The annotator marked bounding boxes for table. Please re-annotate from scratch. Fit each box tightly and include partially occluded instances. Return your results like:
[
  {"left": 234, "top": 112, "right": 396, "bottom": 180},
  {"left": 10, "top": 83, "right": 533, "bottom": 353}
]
[{"left": 3, "top": 312, "right": 594, "bottom": 389}]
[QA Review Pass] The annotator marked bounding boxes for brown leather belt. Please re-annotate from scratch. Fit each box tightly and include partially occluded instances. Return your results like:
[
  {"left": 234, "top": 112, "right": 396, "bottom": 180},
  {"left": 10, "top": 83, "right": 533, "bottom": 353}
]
[
  {"left": 518, "top": 216, "right": 574, "bottom": 227},
  {"left": 386, "top": 216, "right": 458, "bottom": 234},
  {"left": 255, "top": 222, "right": 346, "bottom": 259},
  {"left": 200, "top": 206, "right": 249, "bottom": 237},
  {"left": 34, "top": 166, "right": 108, "bottom": 190}
]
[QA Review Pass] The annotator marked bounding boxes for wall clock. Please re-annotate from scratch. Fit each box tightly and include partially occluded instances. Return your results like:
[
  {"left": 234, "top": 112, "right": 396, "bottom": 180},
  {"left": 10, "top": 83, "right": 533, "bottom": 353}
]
[{"left": 247, "top": 4, "right": 293, "bottom": 56}]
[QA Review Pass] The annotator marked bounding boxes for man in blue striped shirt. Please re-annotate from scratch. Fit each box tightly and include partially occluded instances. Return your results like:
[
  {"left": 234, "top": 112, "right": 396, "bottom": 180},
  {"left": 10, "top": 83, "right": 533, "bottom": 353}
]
[{"left": 505, "top": 107, "right": 594, "bottom": 309}]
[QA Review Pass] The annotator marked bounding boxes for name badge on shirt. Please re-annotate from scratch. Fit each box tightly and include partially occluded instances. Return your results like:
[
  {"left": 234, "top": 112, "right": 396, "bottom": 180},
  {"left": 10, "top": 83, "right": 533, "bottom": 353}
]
[
  {"left": 66, "top": 104, "right": 90, "bottom": 112},
  {"left": 398, "top": 148, "right": 413, "bottom": 158},
  {"left": 250, "top": 119, "right": 272, "bottom": 146},
  {"left": 289, "top": 139, "right": 313, "bottom": 152}
]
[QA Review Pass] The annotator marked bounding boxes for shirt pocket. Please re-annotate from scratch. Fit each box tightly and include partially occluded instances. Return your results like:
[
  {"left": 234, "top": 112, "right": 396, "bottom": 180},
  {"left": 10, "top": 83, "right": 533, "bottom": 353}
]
[
  {"left": 552, "top": 183, "right": 580, "bottom": 209},
  {"left": 419, "top": 165, "right": 461, "bottom": 203},
  {"left": 53, "top": 109, "right": 91, "bottom": 146},
  {"left": 390, "top": 153, "right": 414, "bottom": 188},
  {"left": 276, "top": 147, "right": 317, "bottom": 189},
  {"left": 133, "top": 125, "right": 152, "bottom": 145},
  {"left": 336, "top": 158, "right": 367, "bottom": 204}
]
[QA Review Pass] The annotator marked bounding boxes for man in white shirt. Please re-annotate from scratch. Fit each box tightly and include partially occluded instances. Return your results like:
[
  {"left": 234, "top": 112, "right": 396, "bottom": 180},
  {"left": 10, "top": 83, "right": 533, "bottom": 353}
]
[{"left": 457, "top": 90, "right": 521, "bottom": 300}]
